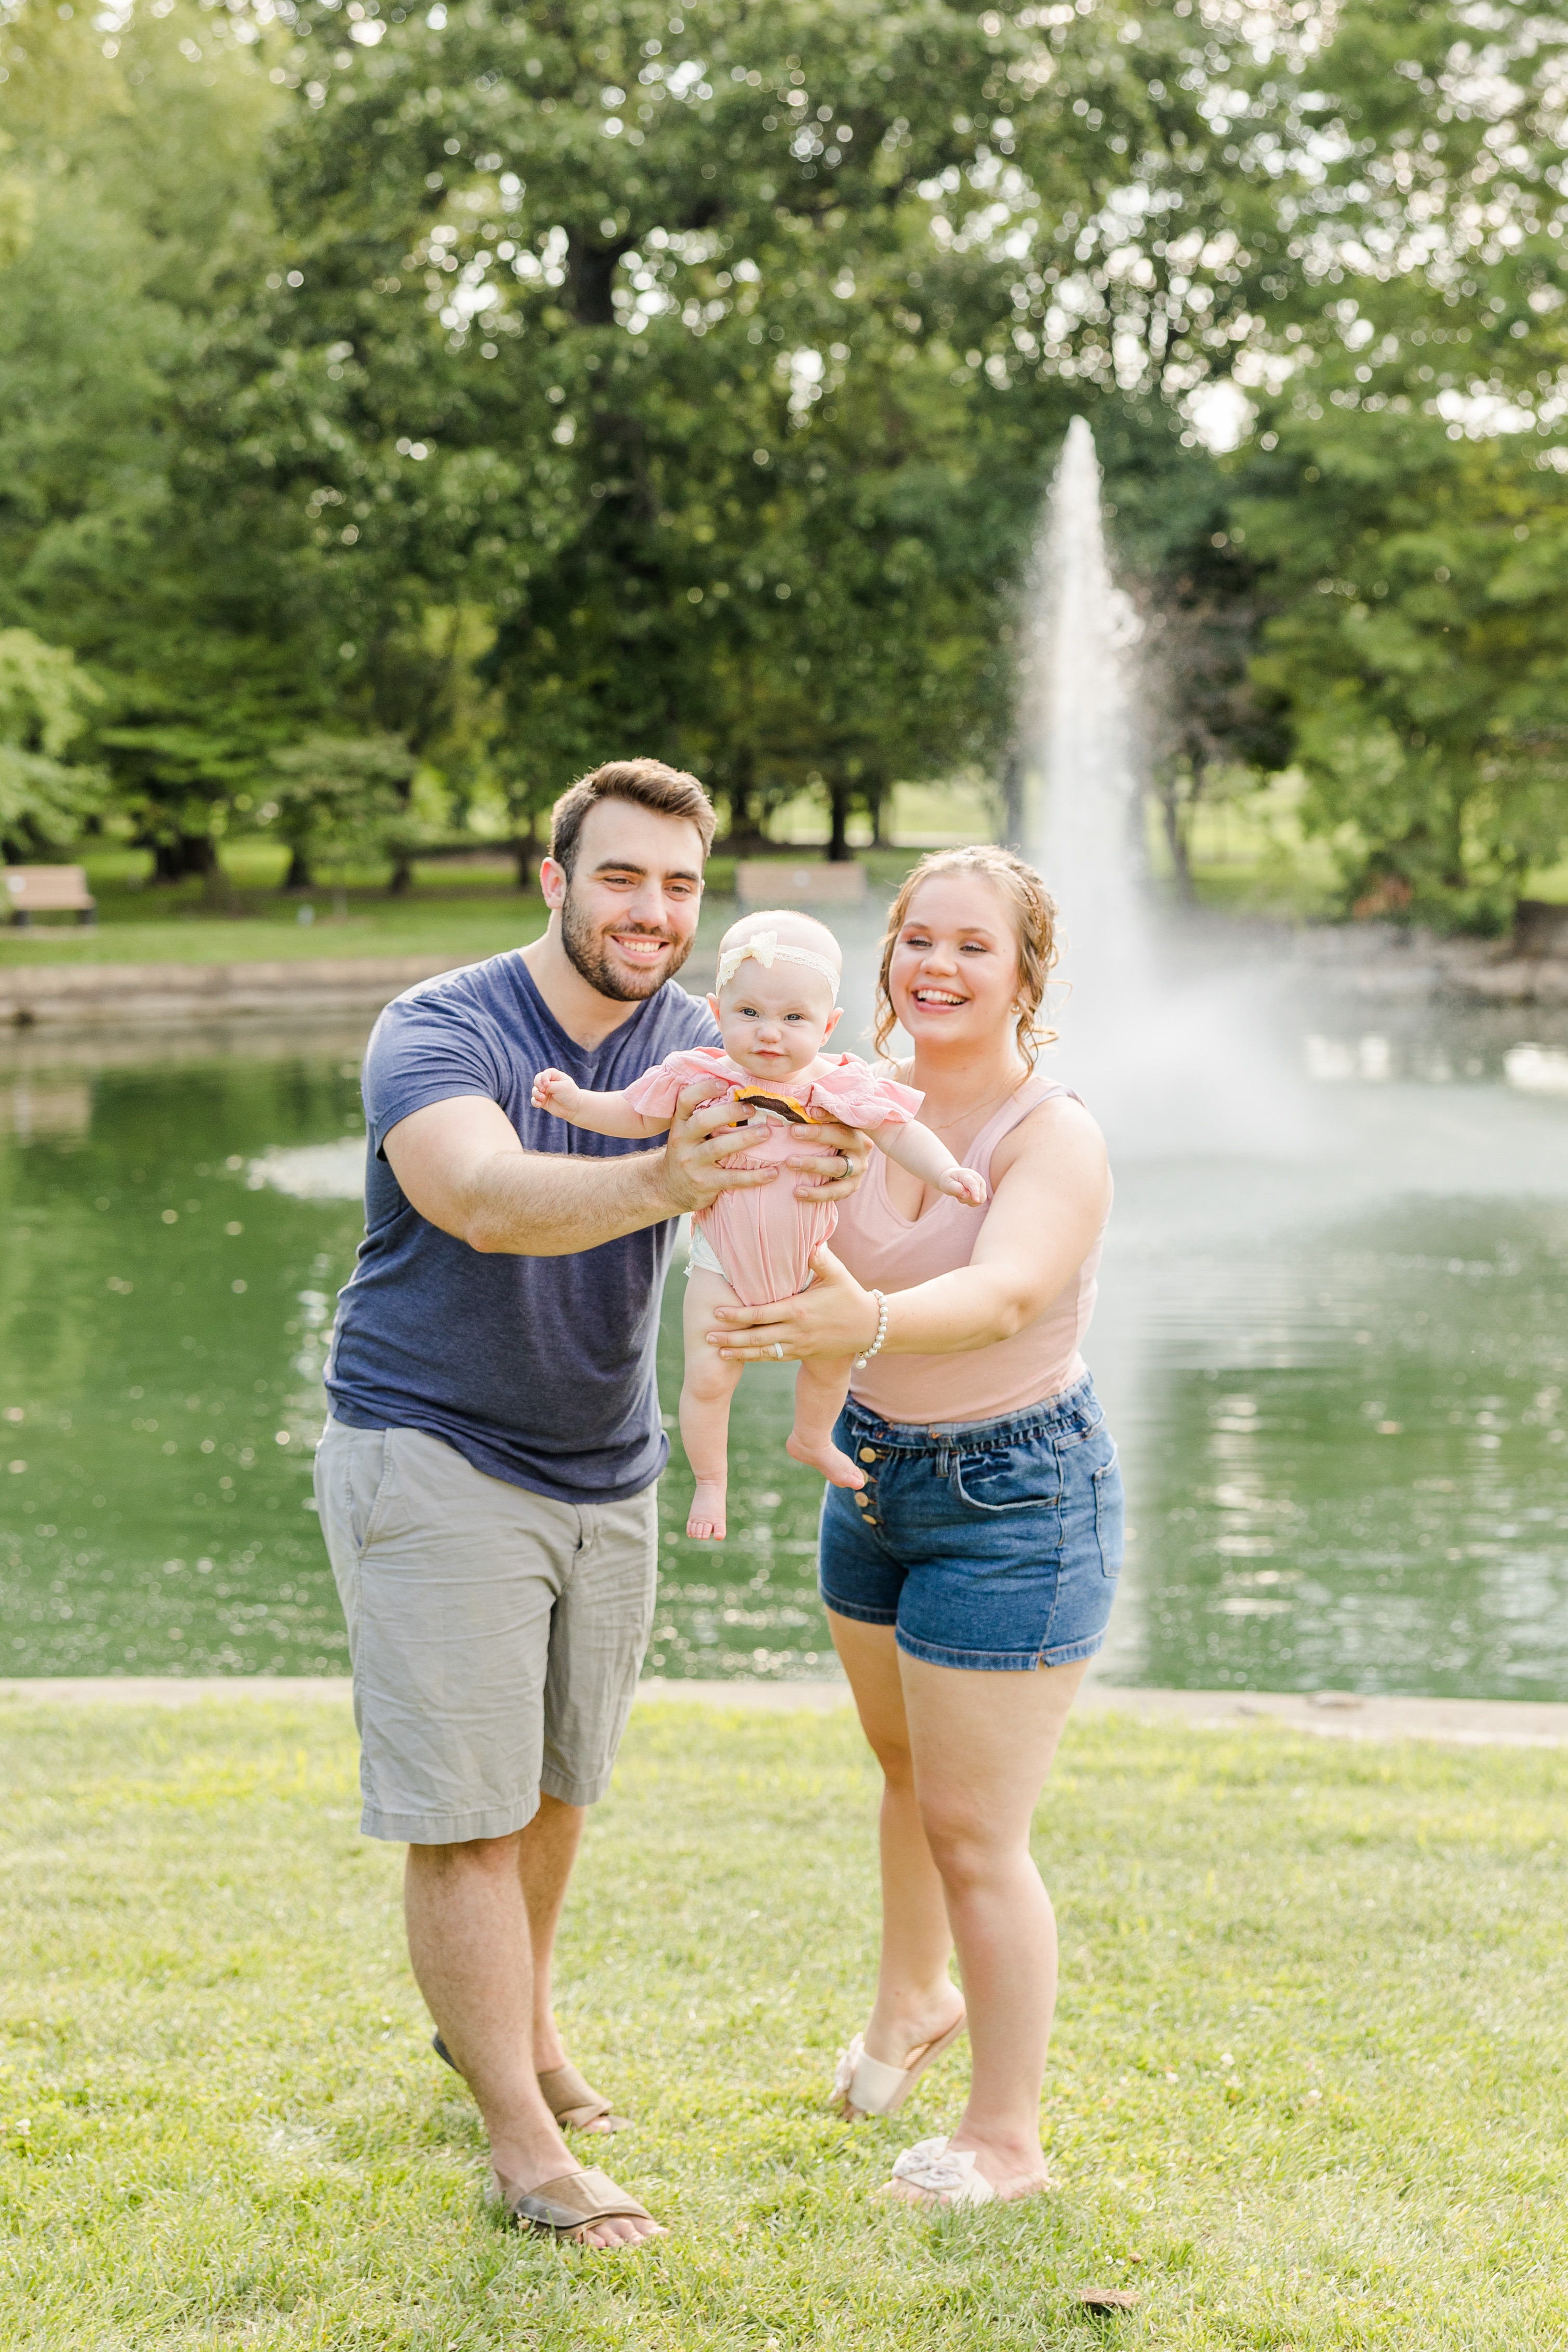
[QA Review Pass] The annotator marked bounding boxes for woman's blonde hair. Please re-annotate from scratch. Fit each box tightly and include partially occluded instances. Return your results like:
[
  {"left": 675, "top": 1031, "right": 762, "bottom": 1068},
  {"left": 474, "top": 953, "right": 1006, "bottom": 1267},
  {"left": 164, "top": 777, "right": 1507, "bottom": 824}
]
[{"left": 872, "top": 845, "right": 1060, "bottom": 1071}]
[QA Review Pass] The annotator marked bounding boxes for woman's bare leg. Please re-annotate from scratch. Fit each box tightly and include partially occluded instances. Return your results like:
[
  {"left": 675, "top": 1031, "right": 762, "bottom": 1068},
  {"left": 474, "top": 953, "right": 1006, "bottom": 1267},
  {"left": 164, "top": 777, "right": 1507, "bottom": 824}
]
[
  {"left": 891, "top": 1653, "right": 1088, "bottom": 2201},
  {"left": 828, "top": 1610, "right": 965, "bottom": 2065},
  {"left": 681, "top": 1268, "right": 745, "bottom": 1538},
  {"left": 786, "top": 1357, "right": 865, "bottom": 1490}
]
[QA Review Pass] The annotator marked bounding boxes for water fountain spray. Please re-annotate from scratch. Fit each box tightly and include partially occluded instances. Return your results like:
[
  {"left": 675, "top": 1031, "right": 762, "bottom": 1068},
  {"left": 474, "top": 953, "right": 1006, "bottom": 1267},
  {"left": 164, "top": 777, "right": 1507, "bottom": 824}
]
[
  {"left": 1021, "top": 416, "right": 1146, "bottom": 963},
  {"left": 1019, "top": 417, "right": 1309, "bottom": 1162}
]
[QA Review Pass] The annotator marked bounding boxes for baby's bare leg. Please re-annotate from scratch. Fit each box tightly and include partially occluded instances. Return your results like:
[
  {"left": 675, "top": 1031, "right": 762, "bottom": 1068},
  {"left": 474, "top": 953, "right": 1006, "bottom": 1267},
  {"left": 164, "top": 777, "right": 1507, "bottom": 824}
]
[
  {"left": 786, "top": 1356, "right": 865, "bottom": 1491},
  {"left": 681, "top": 1269, "right": 745, "bottom": 1541}
]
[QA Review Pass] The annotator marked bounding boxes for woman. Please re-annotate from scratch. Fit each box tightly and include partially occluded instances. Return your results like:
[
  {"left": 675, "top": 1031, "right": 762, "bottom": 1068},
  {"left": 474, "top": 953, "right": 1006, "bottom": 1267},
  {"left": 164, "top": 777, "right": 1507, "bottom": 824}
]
[{"left": 708, "top": 845, "right": 1120, "bottom": 2209}]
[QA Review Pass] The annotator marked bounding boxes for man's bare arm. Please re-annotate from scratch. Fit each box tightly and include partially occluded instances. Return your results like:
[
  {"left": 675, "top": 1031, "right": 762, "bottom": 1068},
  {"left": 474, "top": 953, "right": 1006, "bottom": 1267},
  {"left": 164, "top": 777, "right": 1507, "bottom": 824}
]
[{"left": 382, "top": 1089, "right": 779, "bottom": 1258}]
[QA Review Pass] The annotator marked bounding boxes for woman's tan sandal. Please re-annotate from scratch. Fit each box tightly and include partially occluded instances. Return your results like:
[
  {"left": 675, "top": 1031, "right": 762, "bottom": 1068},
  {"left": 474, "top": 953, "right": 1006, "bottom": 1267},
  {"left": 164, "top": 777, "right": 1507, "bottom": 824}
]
[
  {"left": 493, "top": 2164, "right": 657, "bottom": 2240},
  {"left": 432, "top": 2035, "right": 627, "bottom": 2132},
  {"left": 878, "top": 2136, "right": 994, "bottom": 2208},
  {"left": 830, "top": 2011, "right": 967, "bottom": 2120},
  {"left": 538, "top": 2061, "right": 628, "bottom": 2134}
]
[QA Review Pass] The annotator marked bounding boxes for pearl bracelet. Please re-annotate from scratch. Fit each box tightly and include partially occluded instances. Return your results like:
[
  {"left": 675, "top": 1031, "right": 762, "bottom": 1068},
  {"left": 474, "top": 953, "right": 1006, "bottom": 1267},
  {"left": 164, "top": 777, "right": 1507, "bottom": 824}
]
[{"left": 853, "top": 1288, "right": 888, "bottom": 1371}]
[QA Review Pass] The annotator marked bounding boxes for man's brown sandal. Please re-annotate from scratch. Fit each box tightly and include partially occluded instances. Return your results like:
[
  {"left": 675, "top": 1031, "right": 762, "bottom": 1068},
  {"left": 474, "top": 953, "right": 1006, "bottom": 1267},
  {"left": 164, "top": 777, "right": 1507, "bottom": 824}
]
[
  {"left": 432, "top": 2034, "right": 629, "bottom": 2132},
  {"left": 492, "top": 2164, "right": 658, "bottom": 2241},
  {"left": 538, "top": 2061, "right": 628, "bottom": 2134}
]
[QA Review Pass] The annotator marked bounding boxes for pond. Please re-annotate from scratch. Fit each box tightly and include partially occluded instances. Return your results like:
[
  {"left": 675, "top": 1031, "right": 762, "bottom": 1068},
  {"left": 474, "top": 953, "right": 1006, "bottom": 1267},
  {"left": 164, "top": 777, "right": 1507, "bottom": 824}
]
[{"left": 1, "top": 944, "right": 1566, "bottom": 1694}]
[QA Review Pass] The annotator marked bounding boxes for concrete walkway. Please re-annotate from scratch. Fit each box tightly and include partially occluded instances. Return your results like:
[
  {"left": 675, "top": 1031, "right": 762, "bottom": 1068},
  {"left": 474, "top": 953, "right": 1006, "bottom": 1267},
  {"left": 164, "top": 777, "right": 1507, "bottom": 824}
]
[{"left": 5, "top": 1674, "right": 1568, "bottom": 1748}]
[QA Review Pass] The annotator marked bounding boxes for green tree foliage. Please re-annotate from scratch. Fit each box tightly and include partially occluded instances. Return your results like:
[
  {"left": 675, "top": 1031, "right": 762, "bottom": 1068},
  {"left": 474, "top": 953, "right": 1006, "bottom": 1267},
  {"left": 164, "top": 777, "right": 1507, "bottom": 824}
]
[
  {"left": 0, "top": 628, "right": 107, "bottom": 856},
  {"left": 4, "top": 0, "right": 1567, "bottom": 919},
  {"left": 263, "top": 731, "right": 418, "bottom": 887},
  {"left": 241, "top": 0, "right": 1275, "bottom": 840},
  {"left": 1177, "top": 0, "right": 1568, "bottom": 918},
  {"left": 1237, "top": 416, "right": 1568, "bottom": 928},
  {"left": 0, "top": 0, "right": 343, "bottom": 873}
]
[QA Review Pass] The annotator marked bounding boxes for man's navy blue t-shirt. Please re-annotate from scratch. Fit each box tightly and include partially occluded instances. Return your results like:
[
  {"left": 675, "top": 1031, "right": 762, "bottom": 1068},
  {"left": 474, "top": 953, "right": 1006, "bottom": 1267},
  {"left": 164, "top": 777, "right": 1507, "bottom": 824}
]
[{"left": 325, "top": 951, "right": 719, "bottom": 1504}]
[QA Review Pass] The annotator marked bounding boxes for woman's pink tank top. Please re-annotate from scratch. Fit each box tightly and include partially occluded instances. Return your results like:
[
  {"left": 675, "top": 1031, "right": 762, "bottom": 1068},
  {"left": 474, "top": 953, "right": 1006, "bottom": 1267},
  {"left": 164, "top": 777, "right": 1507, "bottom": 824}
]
[{"left": 832, "top": 1074, "right": 1107, "bottom": 1426}]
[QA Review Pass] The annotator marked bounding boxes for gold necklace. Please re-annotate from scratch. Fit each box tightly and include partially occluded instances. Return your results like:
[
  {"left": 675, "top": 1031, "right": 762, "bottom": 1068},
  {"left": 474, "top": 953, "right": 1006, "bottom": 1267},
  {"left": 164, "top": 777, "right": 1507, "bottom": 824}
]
[{"left": 921, "top": 1072, "right": 1028, "bottom": 1135}]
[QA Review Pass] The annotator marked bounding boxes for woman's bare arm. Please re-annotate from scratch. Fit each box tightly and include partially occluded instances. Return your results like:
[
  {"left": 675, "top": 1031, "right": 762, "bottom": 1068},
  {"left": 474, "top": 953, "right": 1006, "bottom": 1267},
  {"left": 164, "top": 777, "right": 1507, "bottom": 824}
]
[{"left": 706, "top": 1097, "right": 1109, "bottom": 1361}]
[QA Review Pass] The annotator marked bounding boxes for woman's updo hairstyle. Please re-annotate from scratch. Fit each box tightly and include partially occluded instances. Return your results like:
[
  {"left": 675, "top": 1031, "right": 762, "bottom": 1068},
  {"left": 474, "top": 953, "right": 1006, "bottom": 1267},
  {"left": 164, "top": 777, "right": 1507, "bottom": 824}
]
[{"left": 872, "top": 845, "right": 1060, "bottom": 1072}]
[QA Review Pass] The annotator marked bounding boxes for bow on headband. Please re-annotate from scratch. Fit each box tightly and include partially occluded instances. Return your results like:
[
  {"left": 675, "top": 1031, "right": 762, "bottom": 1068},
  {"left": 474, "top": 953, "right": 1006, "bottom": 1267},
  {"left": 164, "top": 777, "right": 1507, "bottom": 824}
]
[{"left": 714, "top": 928, "right": 841, "bottom": 997}]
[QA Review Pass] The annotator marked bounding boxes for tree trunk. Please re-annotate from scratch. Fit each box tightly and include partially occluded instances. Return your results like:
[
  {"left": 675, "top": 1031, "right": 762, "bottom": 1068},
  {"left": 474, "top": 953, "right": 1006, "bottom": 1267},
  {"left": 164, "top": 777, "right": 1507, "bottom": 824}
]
[
  {"left": 868, "top": 782, "right": 892, "bottom": 849},
  {"left": 723, "top": 787, "right": 766, "bottom": 849},
  {"left": 512, "top": 838, "right": 535, "bottom": 893},
  {"left": 721, "top": 749, "right": 768, "bottom": 851},
  {"left": 284, "top": 844, "right": 314, "bottom": 892},
  {"left": 1156, "top": 775, "right": 1195, "bottom": 906},
  {"left": 1002, "top": 747, "right": 1024, "bottom": 851},
  {"left": 827, "top": 780, "right": 853, "bottom": 862},
  {"left": 387, "top": 846, "right": 414, "bottom": 895},
  {"left": 151, "top": 833, "right": 217, "bottom": 883}
]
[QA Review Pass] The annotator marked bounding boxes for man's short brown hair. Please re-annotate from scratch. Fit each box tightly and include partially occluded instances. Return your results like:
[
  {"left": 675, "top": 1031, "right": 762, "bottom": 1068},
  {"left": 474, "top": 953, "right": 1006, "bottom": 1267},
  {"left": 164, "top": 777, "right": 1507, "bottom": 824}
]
[{"left": 549, "top": 759, "right": 717, "bottom": 880}]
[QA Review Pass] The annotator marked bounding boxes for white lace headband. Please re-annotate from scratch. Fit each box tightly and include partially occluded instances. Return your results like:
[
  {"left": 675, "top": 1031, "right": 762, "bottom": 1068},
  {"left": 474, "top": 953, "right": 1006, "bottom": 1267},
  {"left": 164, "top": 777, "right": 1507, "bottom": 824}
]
[{"left": 714, "top": 928, "right": 841, "bottom": 998}]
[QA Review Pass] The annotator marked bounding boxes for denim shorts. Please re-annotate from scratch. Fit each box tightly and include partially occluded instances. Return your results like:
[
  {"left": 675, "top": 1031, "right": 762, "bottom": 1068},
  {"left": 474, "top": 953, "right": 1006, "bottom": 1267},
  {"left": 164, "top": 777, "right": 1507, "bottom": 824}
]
[{"left": 818, "top": 1375, "right": 1124, "bottom": 1672}]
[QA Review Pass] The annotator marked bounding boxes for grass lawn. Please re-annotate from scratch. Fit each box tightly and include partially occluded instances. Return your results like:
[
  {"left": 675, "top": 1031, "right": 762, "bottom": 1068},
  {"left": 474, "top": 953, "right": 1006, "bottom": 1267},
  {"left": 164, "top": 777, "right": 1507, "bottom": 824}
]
[
  {"left": 0, "top": 847, "right": 932, "bottom": 969},
  {"left": 0, "top": 851, "right": 552, "bottom": 970},
  {"left": 2, "top": 1699, "right": 1566, "bottom": 2349}
]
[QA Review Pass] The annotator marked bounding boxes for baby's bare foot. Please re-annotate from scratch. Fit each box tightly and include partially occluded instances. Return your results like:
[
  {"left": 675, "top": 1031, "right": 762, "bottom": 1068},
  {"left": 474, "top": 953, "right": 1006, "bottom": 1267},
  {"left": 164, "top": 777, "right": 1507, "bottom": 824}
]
[
  {"left": 687, "top": 1480, "right": 727, "bottom": 1540},
  {"left": 786, "top": 1433, "right": 866, "bottom": 1490}
]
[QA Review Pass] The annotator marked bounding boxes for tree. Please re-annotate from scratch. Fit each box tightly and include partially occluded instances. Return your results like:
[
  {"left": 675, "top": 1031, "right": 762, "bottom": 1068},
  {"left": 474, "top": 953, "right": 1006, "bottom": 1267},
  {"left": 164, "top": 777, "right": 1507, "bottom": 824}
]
[
  {"left": 243, "top": 0, "right": 1281, "bottom": 837},
  {"left": 0, "top": 0, "right": 345, "bottom": 874},
  {"left": 263, "top": 731, "right": 418, "bottom": 888},
  {"left": 0, "top": 629, "right": 107, "bottom": 858},
  {"left": 1132, "top": 533, "right": 1291, "bottom": 901},
  {"left": 1235, "top": 415, "right": 1568, "bottom": 928}
]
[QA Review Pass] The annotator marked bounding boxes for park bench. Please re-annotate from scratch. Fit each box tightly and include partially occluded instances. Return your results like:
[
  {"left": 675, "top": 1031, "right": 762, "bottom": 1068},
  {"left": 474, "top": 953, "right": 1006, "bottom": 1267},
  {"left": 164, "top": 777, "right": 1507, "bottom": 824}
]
[
  {"left": 3, "top": 866, "right": 98, "bottom": 928},
  {"left": 1514, "top": 898, "right": 1568, "bottom": 959},
  {"left": 735, "top": 859, "right": 866, "bottom": 909}
]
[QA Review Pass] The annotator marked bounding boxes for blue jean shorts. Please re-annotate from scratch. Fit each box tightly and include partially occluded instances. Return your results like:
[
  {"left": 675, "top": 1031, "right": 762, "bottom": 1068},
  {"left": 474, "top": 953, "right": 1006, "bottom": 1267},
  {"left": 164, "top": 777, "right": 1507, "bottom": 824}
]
[{"left": 818, "top": 1375, "right": 1124, "bottom": 1672}]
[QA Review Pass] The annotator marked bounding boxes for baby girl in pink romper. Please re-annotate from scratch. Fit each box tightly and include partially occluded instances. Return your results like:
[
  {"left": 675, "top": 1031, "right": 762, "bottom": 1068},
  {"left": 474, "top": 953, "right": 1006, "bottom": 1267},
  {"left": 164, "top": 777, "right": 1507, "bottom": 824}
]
[{"left": 532, "top": 910, "right": 986, "bottom": 1539}]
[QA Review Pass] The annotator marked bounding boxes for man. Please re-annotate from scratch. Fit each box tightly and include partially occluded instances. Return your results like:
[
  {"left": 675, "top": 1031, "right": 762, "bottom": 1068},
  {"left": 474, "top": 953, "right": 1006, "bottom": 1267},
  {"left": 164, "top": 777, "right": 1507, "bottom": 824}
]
[{"left": 314, "top": 759, "right": 866, "bottom": 2249}]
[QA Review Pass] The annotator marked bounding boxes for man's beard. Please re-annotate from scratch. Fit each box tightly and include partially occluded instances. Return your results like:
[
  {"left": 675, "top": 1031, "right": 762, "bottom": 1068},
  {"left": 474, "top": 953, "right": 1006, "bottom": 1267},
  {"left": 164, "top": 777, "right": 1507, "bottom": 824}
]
[{"left": 559, "top": 885, "right": 693, "bottom": 1002}]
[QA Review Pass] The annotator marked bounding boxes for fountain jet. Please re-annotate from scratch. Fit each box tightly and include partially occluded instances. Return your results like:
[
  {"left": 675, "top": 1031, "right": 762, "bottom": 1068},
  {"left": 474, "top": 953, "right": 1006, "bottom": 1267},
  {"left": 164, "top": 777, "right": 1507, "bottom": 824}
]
[{"left": 1018, "top": 417, "right": 1309, "bottom": 1164}]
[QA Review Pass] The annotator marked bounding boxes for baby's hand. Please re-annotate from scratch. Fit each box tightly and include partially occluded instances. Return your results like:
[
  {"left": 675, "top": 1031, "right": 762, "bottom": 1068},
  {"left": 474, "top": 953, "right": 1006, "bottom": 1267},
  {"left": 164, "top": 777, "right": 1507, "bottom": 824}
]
[
  {"left": 531, "top": 1068, "right": 579, "bottom": 1116},
  {"left": 939, "top": 1164, "right": 988, "bottom": 1208}
]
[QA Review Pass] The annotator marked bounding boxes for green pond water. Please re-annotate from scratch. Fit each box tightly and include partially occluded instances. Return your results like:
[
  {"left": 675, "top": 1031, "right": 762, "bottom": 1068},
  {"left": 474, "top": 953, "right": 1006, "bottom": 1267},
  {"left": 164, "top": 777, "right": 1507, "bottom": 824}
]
[{"left": 1, "top": 981, "right": 1566, "bottom": 1694}]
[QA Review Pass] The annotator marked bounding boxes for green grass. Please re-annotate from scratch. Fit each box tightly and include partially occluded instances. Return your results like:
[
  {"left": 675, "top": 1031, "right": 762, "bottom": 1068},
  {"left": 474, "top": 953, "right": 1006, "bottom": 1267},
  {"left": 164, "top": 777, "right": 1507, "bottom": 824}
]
[
  {"left": 0, "top": 850, "right": 552, "bottom": 968},
  {"left": 0, "top": 845, "right": 927, "bottom": 968},
  {"left": 3, "top": 1699, "right": 1567, "bottom": 2348}
]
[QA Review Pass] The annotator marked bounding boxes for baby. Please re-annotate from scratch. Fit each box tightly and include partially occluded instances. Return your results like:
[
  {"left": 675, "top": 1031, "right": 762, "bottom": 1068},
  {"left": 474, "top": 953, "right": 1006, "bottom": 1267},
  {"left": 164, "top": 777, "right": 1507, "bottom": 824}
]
[{"left": 532, "top": 909, "right": 986, "bottom": 1540}]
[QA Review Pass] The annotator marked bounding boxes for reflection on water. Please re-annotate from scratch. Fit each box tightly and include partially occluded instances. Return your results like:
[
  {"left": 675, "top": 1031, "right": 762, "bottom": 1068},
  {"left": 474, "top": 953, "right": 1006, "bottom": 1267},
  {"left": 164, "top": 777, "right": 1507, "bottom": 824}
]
[
  {"left": 1100, "top": 1197, "right": 1568, "bottom": 1695},
  {"left": 0, "top": 1030, "right": 368, "bottom": 1675},
  {"left": 653, "top": 1288, "right": 833, "bottom": 1681},
  {"left": 2, "top": 965, "right": 1567, "bottom": 1692}
]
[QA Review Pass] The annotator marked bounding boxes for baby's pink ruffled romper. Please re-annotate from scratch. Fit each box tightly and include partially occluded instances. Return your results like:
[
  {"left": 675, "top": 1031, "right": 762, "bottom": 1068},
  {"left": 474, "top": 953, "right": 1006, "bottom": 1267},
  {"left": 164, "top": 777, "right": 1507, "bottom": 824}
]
[{"left": 624, "top": 1047, "right": 923, "bottom": 1307}]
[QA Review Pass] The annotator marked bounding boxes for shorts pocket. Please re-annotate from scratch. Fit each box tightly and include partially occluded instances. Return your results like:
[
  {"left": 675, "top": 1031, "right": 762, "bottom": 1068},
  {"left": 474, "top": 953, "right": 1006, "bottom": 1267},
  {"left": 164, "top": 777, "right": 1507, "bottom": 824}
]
[
  {"left": 950, "top": 1437, "right": 1061, "bottom": 1514},
  {"left": 1092, "top": 1445, "right": 1125, "bottom": 1577},
  {"left": 334, "top": 1427, "right": 397, "bottom": 1557}
]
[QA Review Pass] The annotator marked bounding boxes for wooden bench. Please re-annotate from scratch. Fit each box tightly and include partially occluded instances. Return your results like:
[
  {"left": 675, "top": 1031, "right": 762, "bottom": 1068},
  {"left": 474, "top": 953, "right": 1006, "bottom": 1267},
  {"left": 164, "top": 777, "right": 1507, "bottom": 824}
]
[
  {"left": 735, "top": 859, "right": 867, "bottom": 908},
  {"left": 3, "top": 866, "right": 97, "bottom": 928},
  {"left": 1514, "top": 898, "right": 1568, "bottom": 959}
]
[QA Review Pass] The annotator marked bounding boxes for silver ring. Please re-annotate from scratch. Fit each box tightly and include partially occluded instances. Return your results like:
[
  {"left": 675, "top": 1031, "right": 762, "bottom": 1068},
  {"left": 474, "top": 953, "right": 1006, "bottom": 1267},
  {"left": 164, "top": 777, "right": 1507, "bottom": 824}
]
[{"left": 773, "top": 1341, "right": 784, "bottom": 1359}]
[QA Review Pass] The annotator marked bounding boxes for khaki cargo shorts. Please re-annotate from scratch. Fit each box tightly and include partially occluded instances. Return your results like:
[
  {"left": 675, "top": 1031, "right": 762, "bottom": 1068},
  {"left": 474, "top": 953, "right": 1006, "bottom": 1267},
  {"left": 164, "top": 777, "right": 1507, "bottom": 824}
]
[{"left": 314, "top": 1418, "right": 658, "bottom": 1844}]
